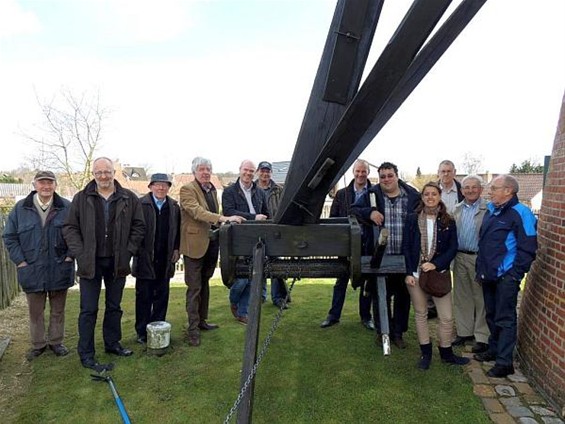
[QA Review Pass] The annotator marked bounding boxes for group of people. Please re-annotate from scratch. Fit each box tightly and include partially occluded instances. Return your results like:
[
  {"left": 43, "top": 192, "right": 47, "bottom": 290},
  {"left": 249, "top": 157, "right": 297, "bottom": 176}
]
[
  {"left": 1, "top": 156, "right": 284, "bottom": 370},
  {"left": 2, "top": 156, "right": 537, "bottom": 378},
  {"left": 319, "top": 159, "right": 537, "bottom": 377}
]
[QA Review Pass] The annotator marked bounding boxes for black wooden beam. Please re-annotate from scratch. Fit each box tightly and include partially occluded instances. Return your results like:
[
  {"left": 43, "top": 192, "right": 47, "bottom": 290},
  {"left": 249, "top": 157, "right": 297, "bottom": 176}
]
[
  {"left": 276, "top": 0, "right": 454, "bottom": 224},
  {"left": 275, "top": 0, "right": 383, "bottom": 224},
  {"left": 237, "top": 241, "right": 265, "bottom": 424},
  {"left": 332, "top": 0, "right": 489, "bottom": 186}
]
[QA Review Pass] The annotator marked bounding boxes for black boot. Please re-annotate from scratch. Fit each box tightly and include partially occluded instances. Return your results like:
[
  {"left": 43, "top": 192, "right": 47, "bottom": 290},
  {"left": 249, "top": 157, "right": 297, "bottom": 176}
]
[
  {"left": 439, "top": 346, "right": 470, "bottom": 366},
  {"left": 418, "top": 343, "right": 432, "bottom": 370}
]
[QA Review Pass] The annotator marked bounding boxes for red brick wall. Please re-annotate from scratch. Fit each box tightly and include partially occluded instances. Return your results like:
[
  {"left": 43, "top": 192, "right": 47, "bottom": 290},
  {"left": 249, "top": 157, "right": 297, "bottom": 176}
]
[{"left": 518, "top": 90, "right": 565, "bottom": 417}]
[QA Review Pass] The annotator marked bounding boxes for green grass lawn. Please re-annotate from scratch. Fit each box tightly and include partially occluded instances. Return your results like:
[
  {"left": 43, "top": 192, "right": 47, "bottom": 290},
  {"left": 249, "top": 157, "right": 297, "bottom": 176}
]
[{"left": 12, "top": 278, "right": 490, "bottom": 423}]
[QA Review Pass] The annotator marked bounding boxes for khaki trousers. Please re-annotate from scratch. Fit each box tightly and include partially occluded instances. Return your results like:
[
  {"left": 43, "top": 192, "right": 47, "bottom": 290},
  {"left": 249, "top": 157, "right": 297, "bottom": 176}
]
[
  {"left": 26, "top": 290, "right": 68, "bottom": 349},
  {"left": 452, "top": 252, "right": 489, "bottom": 344},
  {"left": 407, "top": 280, "right": 454, "bottom": 347}
]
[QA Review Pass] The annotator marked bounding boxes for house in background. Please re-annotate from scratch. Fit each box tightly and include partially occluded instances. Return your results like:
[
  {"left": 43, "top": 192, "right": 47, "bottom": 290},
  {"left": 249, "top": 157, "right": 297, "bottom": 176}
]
[{"left": 0, "top": 183, "right": 32, "bottom": 206}]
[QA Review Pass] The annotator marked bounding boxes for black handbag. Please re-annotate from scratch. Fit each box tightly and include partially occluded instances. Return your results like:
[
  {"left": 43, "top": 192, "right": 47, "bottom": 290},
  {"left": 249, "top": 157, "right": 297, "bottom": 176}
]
[{"left": 418, "top": 269, "right": 452, "bottom": 297}]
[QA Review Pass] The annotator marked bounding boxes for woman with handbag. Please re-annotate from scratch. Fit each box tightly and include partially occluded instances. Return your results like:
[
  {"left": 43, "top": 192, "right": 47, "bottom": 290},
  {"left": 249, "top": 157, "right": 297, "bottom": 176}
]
[{"left": 402, "top": 181, "right": 469, "bottom": 370}]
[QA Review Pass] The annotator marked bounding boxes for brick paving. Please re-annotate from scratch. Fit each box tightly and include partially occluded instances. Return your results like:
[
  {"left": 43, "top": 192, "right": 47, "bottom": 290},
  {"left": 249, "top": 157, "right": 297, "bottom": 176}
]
[{"left": 463, "top": 346, "right": 563, "bottom": 423}]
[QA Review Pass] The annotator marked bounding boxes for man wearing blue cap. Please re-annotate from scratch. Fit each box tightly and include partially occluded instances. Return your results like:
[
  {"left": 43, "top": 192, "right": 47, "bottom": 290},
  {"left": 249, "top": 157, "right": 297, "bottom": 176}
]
[{"left": 132, "top": 173, "right": 180, "bottom": 344}]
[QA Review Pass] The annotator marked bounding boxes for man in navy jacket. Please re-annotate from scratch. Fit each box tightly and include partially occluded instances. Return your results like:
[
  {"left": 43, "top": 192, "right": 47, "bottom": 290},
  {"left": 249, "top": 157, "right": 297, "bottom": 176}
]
[
  {"left": 352, "top": 162, "right": 420, "bottom": 348},
  {"left": 474, "top": 175, "right": 537, "bottom": 378},
  {"left": 3, "top": 171, "right": 74, "bottom": 361}
]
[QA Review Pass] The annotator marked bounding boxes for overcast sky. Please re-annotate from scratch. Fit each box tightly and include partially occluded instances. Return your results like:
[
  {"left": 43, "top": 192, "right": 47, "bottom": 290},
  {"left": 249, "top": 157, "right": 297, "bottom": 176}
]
[{"left": 1, "top": 0, "right": 564, "bottom": 179}]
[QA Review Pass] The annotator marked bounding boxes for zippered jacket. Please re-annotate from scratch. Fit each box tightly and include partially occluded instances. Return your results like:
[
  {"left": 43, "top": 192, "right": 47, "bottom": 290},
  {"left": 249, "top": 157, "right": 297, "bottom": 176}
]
[
  {"left": 3, "top": 191, "right": 74, "bottom": 293},
  {"left": 63, "top": 180, "right": 145, "bottom": 279},
  {"left": 476, "top": 195, "right": 537, "bottom": 282}
]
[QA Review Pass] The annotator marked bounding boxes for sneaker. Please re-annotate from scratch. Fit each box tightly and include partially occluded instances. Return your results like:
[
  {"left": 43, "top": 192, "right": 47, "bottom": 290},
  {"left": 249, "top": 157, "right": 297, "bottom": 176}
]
[{"left": 236, "top": 316, "right": 248, "bottom": 325}]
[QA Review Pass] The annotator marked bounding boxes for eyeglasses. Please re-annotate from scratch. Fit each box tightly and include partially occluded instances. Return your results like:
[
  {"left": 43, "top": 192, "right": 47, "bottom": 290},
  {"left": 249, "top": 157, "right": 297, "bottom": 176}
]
[
  {"left": 489, "top": 185, "right": 506, "bottom": 191},
  {"left": 94, "top": 171, "right": 113, "bottom": 177}
]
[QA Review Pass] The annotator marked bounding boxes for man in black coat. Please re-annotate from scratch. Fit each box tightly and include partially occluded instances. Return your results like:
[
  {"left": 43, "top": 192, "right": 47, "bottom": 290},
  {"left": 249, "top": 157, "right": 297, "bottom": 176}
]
[
  {"left": 3, "top": 171, "right": 74, "bottom": 361},
  {"left": 63, "top": 157, "right": 145, "bottom": 371},
  {"left": 132, "top": 173, "right": 180, "bottom": 344},
  {"left": 320, "top": 159, "right": 374, "bottom": 330}
]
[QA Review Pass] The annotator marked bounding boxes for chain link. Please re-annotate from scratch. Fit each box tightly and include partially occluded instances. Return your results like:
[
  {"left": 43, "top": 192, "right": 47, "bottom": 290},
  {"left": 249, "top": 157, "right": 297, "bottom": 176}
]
[{"left": 223, "top": 277, "right": 298, "bottom": 424}]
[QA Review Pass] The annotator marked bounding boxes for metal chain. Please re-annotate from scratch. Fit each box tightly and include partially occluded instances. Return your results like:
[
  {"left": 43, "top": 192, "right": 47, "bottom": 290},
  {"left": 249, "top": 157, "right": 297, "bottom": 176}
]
[{"left": 223, "top": 277, "right": 298, "bottom": 424}]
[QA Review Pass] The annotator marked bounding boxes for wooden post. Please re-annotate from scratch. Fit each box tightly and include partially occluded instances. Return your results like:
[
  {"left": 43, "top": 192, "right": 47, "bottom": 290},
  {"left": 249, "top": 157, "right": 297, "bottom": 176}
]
[{"left": 236, "top": 241, "right": 265, "bottom": 424}]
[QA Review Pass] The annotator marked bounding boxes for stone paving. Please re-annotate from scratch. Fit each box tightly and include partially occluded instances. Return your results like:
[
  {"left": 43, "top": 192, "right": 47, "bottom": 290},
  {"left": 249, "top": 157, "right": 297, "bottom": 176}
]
[{"left": 462, "top": 347, "right": 564, "bottom": 424}]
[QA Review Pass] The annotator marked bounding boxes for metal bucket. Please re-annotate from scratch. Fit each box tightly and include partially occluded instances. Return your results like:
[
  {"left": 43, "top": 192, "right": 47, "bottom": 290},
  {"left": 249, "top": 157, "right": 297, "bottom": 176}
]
[{"left": 146, "top": 321, "right": 171, "bottom": 356}]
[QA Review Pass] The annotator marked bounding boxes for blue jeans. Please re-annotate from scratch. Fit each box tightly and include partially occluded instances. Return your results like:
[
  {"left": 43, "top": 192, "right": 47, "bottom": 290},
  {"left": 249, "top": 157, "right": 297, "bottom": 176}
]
[
  {"left": 482, "top": 275, "right": 520, "bottom": 366},
  {"left": 327, "top": 275, "right": 372, "bottom": 322},
  {"left": 270, "top": 278, "right": 287, "bottom": 304},
  {"left": 230, "top": 278, "right": 251, "bottom": 317}
]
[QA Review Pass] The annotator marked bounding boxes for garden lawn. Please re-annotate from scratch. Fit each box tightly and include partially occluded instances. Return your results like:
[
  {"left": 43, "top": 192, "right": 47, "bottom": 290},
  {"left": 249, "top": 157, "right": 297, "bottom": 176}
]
[{"left": 10, "top": 278, "right": 490, "bottom": 423}]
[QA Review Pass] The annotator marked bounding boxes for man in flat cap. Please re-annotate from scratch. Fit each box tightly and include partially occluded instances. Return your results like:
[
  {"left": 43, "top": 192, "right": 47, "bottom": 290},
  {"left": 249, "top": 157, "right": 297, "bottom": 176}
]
[
  {"left": 132, "top": 173, "right": 180, "bottom": 344},
  {"left": 3, "top": 171, "right": 75, "bottom": 361}
]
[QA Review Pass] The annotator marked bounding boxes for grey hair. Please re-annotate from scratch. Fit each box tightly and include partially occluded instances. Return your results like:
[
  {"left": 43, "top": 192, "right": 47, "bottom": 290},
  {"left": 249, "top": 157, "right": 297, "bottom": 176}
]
[
  {"left": 499, "top": 174, "right": 519, "bottom": 194},
  {"left": 192, "top": 157, "right": 213, "bottom": 174},
  {"left": 438, "top": 159, "right": 455, "bottom": 170},
  {"left": 461, "top": 174, "right": 483, "bottom": 187},
  {"left": 353, "top": 159, "right": 370, "bottom": 174}
]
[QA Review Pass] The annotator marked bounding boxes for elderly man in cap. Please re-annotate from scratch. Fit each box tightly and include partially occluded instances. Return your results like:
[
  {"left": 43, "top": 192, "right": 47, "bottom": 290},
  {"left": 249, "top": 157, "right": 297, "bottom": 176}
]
[
  {"left": 255, "top": 160, "right": 289, "bottom": 308},
  {"left": 3, "top": 171, "right": 75, "bottom": 361},
  {"left": 132, "top": 173, "right": 180, "bottom": 344}
]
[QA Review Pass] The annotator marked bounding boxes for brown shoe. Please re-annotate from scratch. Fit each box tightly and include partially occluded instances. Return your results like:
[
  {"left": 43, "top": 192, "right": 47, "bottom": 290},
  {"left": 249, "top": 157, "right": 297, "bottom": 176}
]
[
  {"left": 198, "top": 321, "right": 219, "bottom": 331},
  {"left": 236, "top": 316, "right": 248, "bottom": 325},
  {"left": 392, "top": 336, "right": 406, "bottom": 349},
  {"left": 188, "top": 334, "right": 201, "bottom": 347},
  {"left": 230, "top": 304, "right": 238, "bottom": 318}
]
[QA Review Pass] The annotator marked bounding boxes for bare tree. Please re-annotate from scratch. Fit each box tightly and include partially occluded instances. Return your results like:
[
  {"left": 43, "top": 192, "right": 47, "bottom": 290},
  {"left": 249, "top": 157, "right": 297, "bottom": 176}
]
[
  {"left": 460, "top": 151, "right": 484, "bottom": 175},
  {"left": 22, "top": 87, "right": 108, "bottom": 190}
]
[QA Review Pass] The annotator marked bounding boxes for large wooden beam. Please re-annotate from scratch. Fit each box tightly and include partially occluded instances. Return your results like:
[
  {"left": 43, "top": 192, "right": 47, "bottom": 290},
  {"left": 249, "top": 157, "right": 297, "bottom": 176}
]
[
  {"left": 276, "top": 0, "right": 453, "bottom": 224},
  {"left": 275, "top": 0, "right": 383, "bottom": 224},
  {"left": 332, "top": 0, "right": 488, "bottom": 185}
]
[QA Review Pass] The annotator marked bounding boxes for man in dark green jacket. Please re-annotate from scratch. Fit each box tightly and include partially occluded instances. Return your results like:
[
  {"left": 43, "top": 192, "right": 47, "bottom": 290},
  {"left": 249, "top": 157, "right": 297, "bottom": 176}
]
[
  {"left": 3, "top": 171, "right": 74, "bottom": 361},
  {"left": 63, "top": 157, "right": 145, "bottom": 371}
]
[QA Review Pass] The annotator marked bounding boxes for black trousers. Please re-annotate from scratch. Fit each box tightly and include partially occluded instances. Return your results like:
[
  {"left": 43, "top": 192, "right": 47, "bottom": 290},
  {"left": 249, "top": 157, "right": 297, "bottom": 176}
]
[
  {"left": 78, "top": 257, "right": 126, "bottom": 360},
  {"left": 135, "top": 276, "right": 170, "bottom": 338}
]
